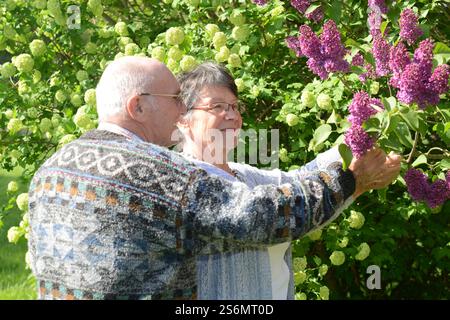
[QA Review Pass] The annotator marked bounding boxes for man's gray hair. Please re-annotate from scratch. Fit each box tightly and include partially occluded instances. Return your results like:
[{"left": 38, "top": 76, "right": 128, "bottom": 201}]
[
  {"left": 178, "top": 62, "right": 237, "bottom": 113},
  {"left": 96, "top": 56, "right": 155, "bottom": 121}
]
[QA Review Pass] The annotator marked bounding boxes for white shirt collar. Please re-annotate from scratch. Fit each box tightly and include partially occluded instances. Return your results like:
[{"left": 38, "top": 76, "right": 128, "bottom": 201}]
[{"left": 97, "top": 122, "right": 144, "bottom": 142}]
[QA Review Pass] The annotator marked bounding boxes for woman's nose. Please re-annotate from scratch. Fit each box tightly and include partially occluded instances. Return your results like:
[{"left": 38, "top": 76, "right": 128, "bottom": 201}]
[{"left": 224, "top": 107, "right": 239, "bottom": 119}]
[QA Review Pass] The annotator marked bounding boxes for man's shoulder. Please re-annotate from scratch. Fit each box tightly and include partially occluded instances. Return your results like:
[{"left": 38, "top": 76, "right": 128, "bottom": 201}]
[{"left": 33, "top": 129, "right": 203, "bottom": 187}]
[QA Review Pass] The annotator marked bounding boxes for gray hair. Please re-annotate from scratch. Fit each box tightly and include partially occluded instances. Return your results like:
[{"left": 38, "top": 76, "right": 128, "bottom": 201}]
[
  {"left": 177, "top": 62, "right": 237, "bottom": 113},
  {"left": 96, "top": 56, "right": 155, "bottom": 121}
]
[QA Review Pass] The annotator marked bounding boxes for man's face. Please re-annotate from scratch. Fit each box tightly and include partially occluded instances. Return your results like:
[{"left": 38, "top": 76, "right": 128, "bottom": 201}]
[{"left": 143, "top": 66, "right": 186, "bottom": 147}]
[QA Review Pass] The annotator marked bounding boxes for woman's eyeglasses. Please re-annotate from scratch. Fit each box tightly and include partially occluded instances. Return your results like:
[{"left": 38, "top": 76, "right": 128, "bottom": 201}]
[{"left": 191, "top": 101, "right": 246, "bottom": 114}]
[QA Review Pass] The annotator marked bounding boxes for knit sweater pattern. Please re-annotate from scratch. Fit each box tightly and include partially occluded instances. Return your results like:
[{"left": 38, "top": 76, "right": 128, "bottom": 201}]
[{"left": 28, "top": 129, "right": 355, "bottom": 300}]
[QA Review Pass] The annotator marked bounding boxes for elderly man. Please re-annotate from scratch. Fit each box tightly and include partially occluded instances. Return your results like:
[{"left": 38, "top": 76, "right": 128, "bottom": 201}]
[{"left": 27, "top": 56, "right": 401, "bottom": 300}]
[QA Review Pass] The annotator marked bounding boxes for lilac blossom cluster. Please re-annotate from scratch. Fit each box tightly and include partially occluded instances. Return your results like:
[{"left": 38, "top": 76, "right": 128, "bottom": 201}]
[
  {"left": 351, "top": 52, "right": 378, "bottom": 82},
  {"left": 405, "top": 168, "right": 450, "bottom": 208},
  {"left": 368, "top": 0, "right": 388, "bottom": 14},
  {"left": 290, "top": 0, "right": 324, "bottom": 22},
  {"left": 345, "top": 91, "right": 383, "bottom": 158},
  {"left": 368, "top": 11, "right": 382, "bottom": 37},
  {"left": 285, "top": 36, "right": 303, "bottom": 57},
  {"left": 344, "top": 125, "right": 374, "bottom": 159},
  {"left": 351, "top": 53, "right": 365, "bottom": 67},
  {"left": 296, "top": 20, "right": 349, "bottom": 79},
  {"left": 251, "top": 0, "right": 268, "bottom": 5},
  {"left": 390, "top": 39, "right": 450, "bottom": 108},
  {"left": 372, "top": 35, "right": 391, "bottom": 76},
  {"left": 399, "top": 8, "right": 423, "bottom": 45},
  {"left": 367, "top": 0, "right": 388, "bottom": 36}
]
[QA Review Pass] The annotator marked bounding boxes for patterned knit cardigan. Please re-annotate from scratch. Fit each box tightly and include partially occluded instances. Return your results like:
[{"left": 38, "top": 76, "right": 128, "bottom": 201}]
[{"left": 28, "top": 129, "right": 355, "bottom": 300}]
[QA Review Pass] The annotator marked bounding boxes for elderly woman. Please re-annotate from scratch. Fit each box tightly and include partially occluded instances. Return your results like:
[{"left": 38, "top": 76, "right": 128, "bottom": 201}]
[{"left": 177, "top": 62, "right": 352, "bottom": 300}]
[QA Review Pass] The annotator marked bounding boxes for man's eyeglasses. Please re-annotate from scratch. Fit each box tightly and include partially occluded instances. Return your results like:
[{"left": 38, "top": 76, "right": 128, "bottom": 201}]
[
  {"left": 138, "top": 92, "right": 183, "bottom": 105},
  {"left": 191, "top": 101, "right": 246, "bottom": 114}
]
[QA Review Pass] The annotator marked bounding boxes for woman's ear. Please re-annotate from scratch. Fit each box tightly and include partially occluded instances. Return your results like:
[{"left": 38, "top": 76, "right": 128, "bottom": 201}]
[
  {"left": 176, "top": 116, "right": 189, "bottom": 129},
  {"left": 176, "top": 115, "right": 193, "bottom": 140}
]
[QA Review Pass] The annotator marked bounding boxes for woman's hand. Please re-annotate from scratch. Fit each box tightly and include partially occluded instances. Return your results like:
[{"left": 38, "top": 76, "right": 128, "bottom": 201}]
[{"left": 349, "top": 148, "right": 402, "bottom": 199}]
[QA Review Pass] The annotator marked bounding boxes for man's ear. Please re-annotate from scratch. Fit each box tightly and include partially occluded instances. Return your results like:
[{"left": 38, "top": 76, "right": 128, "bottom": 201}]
[{"left": 125, "top": 94, "right": 142, "bottom": 121}]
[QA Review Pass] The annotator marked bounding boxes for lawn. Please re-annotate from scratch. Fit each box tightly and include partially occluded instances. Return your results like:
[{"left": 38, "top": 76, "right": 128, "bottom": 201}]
[{"left": 0, "top": 167, "right": 37, "bottom": 300}]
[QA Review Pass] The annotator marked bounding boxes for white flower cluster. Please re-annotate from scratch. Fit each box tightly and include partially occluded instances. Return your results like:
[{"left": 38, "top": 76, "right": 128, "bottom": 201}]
[
  {"left": 348, "top": 210, "right": 365, "bottom": 229},
  {"left": 330, "top": 250, "right": 345, "bottom": 266},
  {"left": 13, "top": 54, "right": 34, "bottom": 73},
  {"left": 29, "top": 39, "right": 46, "bottom": 57},
  {"left": 355, "top": 242, "right": 371, "bottom": 261},
  {"left": 1, "top": 62, "right": 17, "bottom": 78},
  {"left": 165, "top": 27, "right": 185, "bottom": 46}
]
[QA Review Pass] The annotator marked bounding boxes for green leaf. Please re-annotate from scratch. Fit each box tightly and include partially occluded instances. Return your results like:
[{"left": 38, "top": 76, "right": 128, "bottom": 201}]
[
  {"left": 313, "top": 256, "right": 322, "bottom": 266},
  {"left": 399, "top": 110, "right": 420, "bottom": 131},
  {"left": 380, "top": 21, "right": 389, "bottom": 36},
  {"left": 440, "top": 109, "right": 450, "bottom": 122},
  {"left": 338, "top": 143, "right": 353, "bottom": 171},
  {"left": 363, "top": 117, "right": 381, "bottom": 133},
  {"left": 305, "top": 4, "right": 321, "bottom": 15},
  {"left": 444, "top": 122, "right": 450, "bottom": 133},
  {"left": 412, "top": 154, "right": 427, "bottom": 167},
  {"left": 433, "top": 42, "right": 450, "bottom": 54},
  {"left": 326, "top": 109, "right": 338, "bottom": 124},
  {"left": 382, "top": 96, "right": 397, "bottom": 112},
  {"left": 313, "top": 124, "right": 332, "bottom": 145},
  {"left": 384, "top": 114, "right": 401, "bottom": 135},
  {"left": 345, "top": 38, "right": 364, "bottom": 50},
  {"left": 327, "top": 1, "right": 341, "bottom": 23},
  {"left": 394, "top": 122, "right": 413, "bottom": 148},
  {"left": 377, "top": 188, "right": 387, "bottom": 203},
  {"left": 439, "top": 158, "right": 450, "bottom": 170}
]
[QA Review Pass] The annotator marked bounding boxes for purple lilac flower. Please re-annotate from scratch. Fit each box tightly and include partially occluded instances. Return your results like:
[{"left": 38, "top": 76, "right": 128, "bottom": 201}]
[
  {"left": 368, "top": 0, "right": 388, "bottom": 14},
  {"left": 298, "top": 20, "right": 349, "bottom": 79},
  {"left": 321, "top": 19, "right": 346, "bottom": 57},
  {"left": 368, "top": 11, "right": 382, "bottom": 37},
  {"left": 399, "top": 8, "right": 423, "bottom": 45},
  {"left": 307, "top": 58, "right": 328, "bottom": 79},
  {"left": 285, "top": 36, "right": 303, "bottom": 57},
  {"left": 393, "top": 39, "right": 449, "bottom": 108},
  {"left": 352, "top": 53, "right": 365, "bottom": 67},
  {"left": 291, "top": 0, "right": 310, "bottom": 13},
  {"left": 426, "top": 179, "right": 450, "bottom": 208},
  {"left": 323, "top": 58, "right": 349, "bottom": 73},
  {"left": 428, "top": 64, "right": 450, "bottom": 95},
  {"left": 414, "top": 38, "right": 434, "bottom": 78},
  {"left": 344, "top": 124, "right": 375, "bottom": 158},
  {"left": 359, "top": 63, "right": 377, "bottom": 82},
  {"left": 389, "top": 42, "right": 411, "bottom": 87},
  {"left": 372, "top": 35, "right": 391, "bottom": 76},
  {"left": 298, "top": 25, "right": 322, "bottom": 59},
  {"left": 252, "top": 0, "right": 268, "bottom": 5},
  {"left": 306, "top": 7, "right": 324, "bottom": 22},
  {"left": 396, "top": 63, "right": 425, "bottom": 106},
  {"left": 291, "top": 0, "right": 324, "bottom": 22},
  {"left": 347, "top": 91, "right": 378, "bottom": 126},
  {"left": 404, "top": 168, "right": 429, "bottom": 201},
  {"left": 370, "top": 97, "right": 384, "bottom": 110}
]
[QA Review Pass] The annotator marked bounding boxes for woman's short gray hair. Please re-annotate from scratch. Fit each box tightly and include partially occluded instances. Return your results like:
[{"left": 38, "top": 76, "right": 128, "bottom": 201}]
[{"left": 177, "top": 62, "right": 237, "bottom": 112}]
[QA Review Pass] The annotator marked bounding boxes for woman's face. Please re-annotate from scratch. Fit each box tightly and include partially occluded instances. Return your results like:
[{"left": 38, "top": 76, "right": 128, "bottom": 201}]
[{"left": 183, "top": 85, "right": 243, "bottom": 159}]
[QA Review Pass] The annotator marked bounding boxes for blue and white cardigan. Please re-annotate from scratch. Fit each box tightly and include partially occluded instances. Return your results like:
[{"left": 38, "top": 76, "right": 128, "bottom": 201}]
[
  {"left": 189, "top": 148, "right": 352, "bottom": 300},
  {"left": 28, "top": 130, "right": 356, "bottom": 299}
]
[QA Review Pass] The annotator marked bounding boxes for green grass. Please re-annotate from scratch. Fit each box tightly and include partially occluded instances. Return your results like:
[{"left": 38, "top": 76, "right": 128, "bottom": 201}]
[{"left": 0, "top": 167, "right": 37, "bottom": 300}]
